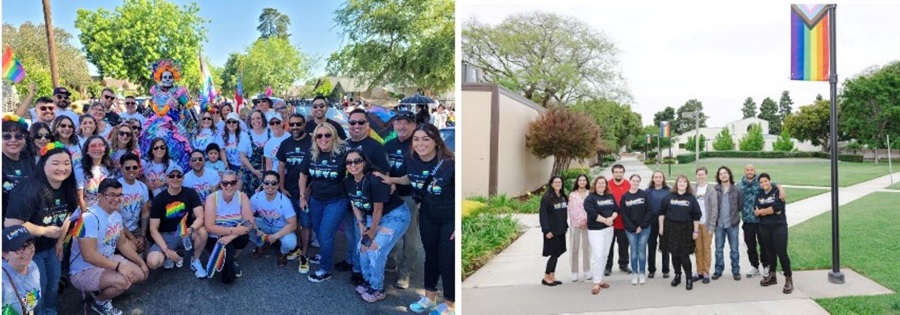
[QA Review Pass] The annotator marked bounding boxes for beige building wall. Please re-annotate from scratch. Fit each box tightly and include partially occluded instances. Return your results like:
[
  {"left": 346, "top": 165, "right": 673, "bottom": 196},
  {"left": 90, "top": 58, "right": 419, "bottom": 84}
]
[
  {"left": 461, "top": 89, "right": 492, "bottom": 197},
  {"left": 496, "top": 93, "right": 552, "bottom": 197}
]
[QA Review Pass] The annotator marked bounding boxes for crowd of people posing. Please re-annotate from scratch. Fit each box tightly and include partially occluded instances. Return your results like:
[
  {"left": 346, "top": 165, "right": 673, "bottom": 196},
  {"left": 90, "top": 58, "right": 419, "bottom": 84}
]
[
  {"left": 2, "top": 88, "right": 456, "bottom": 315},
  {"left": 539, "top": 164, "right": 793, "bottom": 296}
]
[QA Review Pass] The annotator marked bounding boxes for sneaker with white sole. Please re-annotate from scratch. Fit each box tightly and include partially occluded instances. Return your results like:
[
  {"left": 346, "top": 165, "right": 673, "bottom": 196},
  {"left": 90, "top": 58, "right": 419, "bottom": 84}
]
[
  {"left": 309, "top": 254, "right": 321, "bottom": 265},
  {"left": 409, "top": 296, "right": 437, "bottom": 314},
  {"left": 190, "top": 258, "right": 207, "bottom": 279},
  {"left": 762, "top": 266, "right": 770, "bottom": 278},
  {"left": 175, "top": 258, "right": 184, "bottom": 268},
  {"left": 631, "top": 274, "right": 638, "bottom": 285},
  {"left": 298, "top": 255, "right": 310, "bottom": 274},
  {"left": 234, "top": 262, "right": 243, "bottom": 278},
  {"left": 395, "top": 275, "right": 410, "bottom": 289},
  {"left": 747, "top": 267, "right": 760, "bottom": 278},
  {"left": 163, "top": 259, "right": 174, "bottom": 270},
  {"left": 286, "top": 248, "right": 303, "bottom": 261},
  {"left": 571, "top": 273, "right": 579, "bottom": 282},
  {"left": 429, "top": 303, "right": 455, "bottom": 315},
  {"left": 356, "top": 282, "right": 371, "bottom": 295},
  {"left": 91, "top": 298, "right": 123, "bottom": 315},
  {"left": 362, "top": 288, "right": 386, "bottom": 303},
  {"left": 639, "top": 273, "right": 647, "bottom": 284},
  {"left": 308, "top": 269, "right": 332, "bottom": 283}
]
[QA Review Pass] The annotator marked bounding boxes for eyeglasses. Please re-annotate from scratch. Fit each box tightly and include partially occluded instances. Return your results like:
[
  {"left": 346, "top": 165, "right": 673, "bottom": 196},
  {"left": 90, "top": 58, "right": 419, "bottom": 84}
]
[
  {"left": 89, "top": 143, "right": 106, "bottom": 149},
  {"left": 221, "top": 180, "right": 238, "bottom": 187},
  {"left": 269, "top": 120, "right": 282, "bottom": 126},
  {"left": 345, "top": 158, "right": 364, "bottom": 166},
  {"left": 312, "top": 104, "right": 326, "bottom": 109},
  {"left": 275, "top": 107, "right": 287, "bottom": 111},
  {"left": 103, "top": 193, "right": 124, "bottom": 198},
  {"left": 123, "top": 165, "right": 140, "bottom": 171},
  {"left": 202, "top": 117, "right": 212, "bottom": 121},
  {"left": 315, "top": 133, "right": 332, "bottom": 139},
  {"left": 57, "top": 124, "right": 73, "bottom": 129},
  {"left": 153, "top": 145, "right": 166, "bottom": 151},
  {"left": 263, "top": 180, "right": 278, "bottom": 186},
  {"left": 2, "top": 133, "right": 25, "bottom": 141},
  {"left": 191, "top": 157, "right": 205, "bottom": 162},
  {"left": 125, "top": 102, "right": 136, "bottom": 106},
  {"left": 35, "top": 133, "right": 51, "bottom": 140},
  {"left": 226, "top": 120, "right": 238, "bottom": 125},
  {"left": 39, "top": 106, "right": 55, "bottom": 111},
  {"left": 289, "top": 122, "right": 304, "bottom": 127},
  {"left": 118, "top": 131, "right": 132, "bottom": 137},
  {"left": 348, "top": 120, "right": 367, "bottom": 126},
  {"left": 55, "top": 95, "right": 69, "bottom": 100},
  {"left": 168, "top": 173, "right": 184, "bottom": 179},
  {"left": 104, "top": 95, "right": 116, "bottom": 100}
]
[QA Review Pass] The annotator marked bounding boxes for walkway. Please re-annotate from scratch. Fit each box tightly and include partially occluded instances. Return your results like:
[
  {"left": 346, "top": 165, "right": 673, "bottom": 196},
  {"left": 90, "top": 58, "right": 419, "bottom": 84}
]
[{"left": 462, "top": 156, "right": 897, "bottom": 314}]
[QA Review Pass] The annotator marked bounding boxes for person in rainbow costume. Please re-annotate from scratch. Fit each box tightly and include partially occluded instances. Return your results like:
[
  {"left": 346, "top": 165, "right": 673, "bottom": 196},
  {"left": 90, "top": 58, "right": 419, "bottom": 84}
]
[{"left": 140, "top": 59, "right": 197, "bottom": 171}]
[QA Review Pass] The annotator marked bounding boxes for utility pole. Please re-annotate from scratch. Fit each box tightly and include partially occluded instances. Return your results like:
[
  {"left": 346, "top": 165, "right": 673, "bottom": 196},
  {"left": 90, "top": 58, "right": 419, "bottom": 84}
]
[
  {"left": 683, "top": 111, "right": 701, "bottom": 165},
  {"left": 42, "top": 0, "right": 60, "bottom": 87}
]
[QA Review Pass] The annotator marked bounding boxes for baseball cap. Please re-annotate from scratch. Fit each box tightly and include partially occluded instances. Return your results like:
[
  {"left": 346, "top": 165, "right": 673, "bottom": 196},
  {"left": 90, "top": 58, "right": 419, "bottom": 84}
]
[
  {"left": 266, "top": 112, "right": 283, "bottom": 122},
  {"left": 2, "top": 225, "right": 33, "bottom": 252},
  {"left": 225, "top": 113, "right": 241, "bottom": 122},
  {"left": 53, "top": 87, "right": 71, "bottom": 96},
  {"left": 165, "top": 163, "right": 184, "bottom": 176}
]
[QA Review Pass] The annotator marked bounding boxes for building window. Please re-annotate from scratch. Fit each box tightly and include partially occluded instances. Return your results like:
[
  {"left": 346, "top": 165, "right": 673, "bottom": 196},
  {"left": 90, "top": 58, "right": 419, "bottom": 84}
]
[{"left": 679, "top": 143, "right": 685, "bottom": 149}]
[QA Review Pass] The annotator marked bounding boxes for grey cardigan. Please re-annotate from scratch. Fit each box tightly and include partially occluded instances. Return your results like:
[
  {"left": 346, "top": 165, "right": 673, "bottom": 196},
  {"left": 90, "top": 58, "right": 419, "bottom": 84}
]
[{"left": 706, "top": 183, "right": 744, "bottom": 231}]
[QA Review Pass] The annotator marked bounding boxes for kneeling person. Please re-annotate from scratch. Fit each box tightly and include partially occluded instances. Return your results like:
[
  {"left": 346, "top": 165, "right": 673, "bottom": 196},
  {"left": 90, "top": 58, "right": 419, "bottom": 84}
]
[
  {"left": 147, "top": 164, "right": 208, "bottom": 278},
  {"left": 69, "top": 179, "right": 149, "bottom": 315},
  {"left": 250, "top": 171, "right": 298, "bottom": 266}
]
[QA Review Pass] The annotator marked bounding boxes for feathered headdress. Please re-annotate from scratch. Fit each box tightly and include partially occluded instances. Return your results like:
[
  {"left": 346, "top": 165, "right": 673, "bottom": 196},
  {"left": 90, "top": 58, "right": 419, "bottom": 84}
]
[{"left": 150, "top": 59, "right": 183, "bottom": 83}]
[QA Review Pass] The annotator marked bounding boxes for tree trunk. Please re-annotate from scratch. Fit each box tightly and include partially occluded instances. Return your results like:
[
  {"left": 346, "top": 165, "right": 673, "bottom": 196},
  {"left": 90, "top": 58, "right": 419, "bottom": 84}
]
[
  {"left": 551, "top": 157, "right": 570, "bottom": 178},
  {"left": 42, "top": 0, "right": 59, "bottom": 87}
]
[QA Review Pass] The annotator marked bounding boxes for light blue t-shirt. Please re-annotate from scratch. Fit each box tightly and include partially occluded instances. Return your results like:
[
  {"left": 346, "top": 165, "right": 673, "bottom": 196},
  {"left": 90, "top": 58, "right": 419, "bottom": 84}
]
[
  {"left": 222, "top": 132, "right": 250, "bottom": 167},
  {"left": 193, "top": 128, "right": 224, "bottom": 153},
  {"left": 2, "top": 260, "right": 41, "bottom": 315},
  {"left": 250, "top": 191, "right": 295, "bottom": 231},
  {"left": 119, "top": 112, "right": 146, "bottom": 126},
  {"left": 75, "top": 165, "right": 112, "bottom": 210},
  {"left": 262, "top": 133, "right": 290, "bottom": 173},
  {"left": 183, "top": 169, "right": 221, "bottom": 204},
  {"left": 118, "top": 178, "right": 149, "bottom": 232},
  {"left": 69, "top": 206, "right": 123, "bottom": 274}
]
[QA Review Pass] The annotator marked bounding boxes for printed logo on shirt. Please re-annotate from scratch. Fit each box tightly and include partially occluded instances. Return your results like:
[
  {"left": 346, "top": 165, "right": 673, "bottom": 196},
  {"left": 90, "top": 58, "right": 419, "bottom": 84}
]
[
  {"left": 255, "top": 208, "right": 282, "bottom": 227},
  {"left": 596, "top": 199, "right": 615, "bottom": 206},
  {"left": 24, "top": 288, "right": 40, "bottom": 314},
  {"left": 102, "top": 221, "right": 122, "bottom": 254},
  {"left": 625, "top": 198, "right": 645, "bottom": 207},
  {"left": 14, "top": 170, "right": 21, "bottom": 176},
  {"left": 758, "top": 196, "right": 776, "bottom": 205},
  {"left": 286, "top": 155, "right": 305, "bottom": 166},
  {"left": 670, "top": 199, "right": 691, "bottom": 207},
  {"left": 2, "top": 181, "right": 13, "bottom": 192},
  {"left": 554, "top": 202, "right": 568, "bottom": 209}
]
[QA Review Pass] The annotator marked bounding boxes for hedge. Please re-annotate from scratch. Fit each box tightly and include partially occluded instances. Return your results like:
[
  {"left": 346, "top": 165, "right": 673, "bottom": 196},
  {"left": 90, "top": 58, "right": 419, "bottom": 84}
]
[{"left": 676, "top": 151, "right": 863, "bottom": 163}]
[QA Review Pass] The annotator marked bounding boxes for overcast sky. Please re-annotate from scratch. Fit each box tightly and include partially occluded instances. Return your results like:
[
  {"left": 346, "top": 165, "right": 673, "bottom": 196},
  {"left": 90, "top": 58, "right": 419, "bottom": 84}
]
[{"left": 459, "top": 1, "right": 900, "bottom": 128}]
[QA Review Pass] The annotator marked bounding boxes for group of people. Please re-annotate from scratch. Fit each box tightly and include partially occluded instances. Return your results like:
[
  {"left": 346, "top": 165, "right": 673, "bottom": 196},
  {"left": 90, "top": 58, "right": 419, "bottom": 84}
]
[
  {"left": 3, "top": 69, "right": 457, "bottom": 315},
  {"left": 539, "top": 163, "right": 794, "bottom": 295}
]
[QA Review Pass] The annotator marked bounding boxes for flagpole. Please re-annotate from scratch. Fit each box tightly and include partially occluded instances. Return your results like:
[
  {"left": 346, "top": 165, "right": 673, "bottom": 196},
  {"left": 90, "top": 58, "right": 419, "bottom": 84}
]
[{"left": 827, "top": 3, "right": 845, "bottom": 285}]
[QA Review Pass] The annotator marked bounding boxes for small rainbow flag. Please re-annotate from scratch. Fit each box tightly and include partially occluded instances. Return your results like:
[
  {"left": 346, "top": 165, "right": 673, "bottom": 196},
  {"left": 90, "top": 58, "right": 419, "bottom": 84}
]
[
  {"left": 790, "top": 4, "right": 833, "bottom": 81},
  {"left": 252, "top": 232, "right": 269, "bottom": 246},
  {"left": 69, "top": 217, "right": 85, "bottom": 238},
  {"left": 660, "top": 121, "right": 671, "bottom": 138},
  {"left": 206, "top": 241, "right": 226, "bottom": 278},
  {"left": 2, "top": 46, "right": 27, "bottom": 83},
  {"left": 165, "top": 201, "right": 185, "bottom": 219},
  {"left": 177, "top": 215, "right": 189, "bottom": 237}
]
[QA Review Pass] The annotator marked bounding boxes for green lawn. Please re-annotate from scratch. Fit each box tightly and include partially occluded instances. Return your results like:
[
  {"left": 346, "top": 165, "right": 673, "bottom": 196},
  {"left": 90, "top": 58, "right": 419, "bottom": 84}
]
[
  {"left": 887, "top": 181, "right": 900, "bottom": 190},
  {"left": 789, "top": 192, "right": 900, "bottom": 314},
  {"left": 784, "top": 187, "right": 829, "bottom": 203},
  {"left": 650, "top": 158, "right": 893, "bottom": 187}
]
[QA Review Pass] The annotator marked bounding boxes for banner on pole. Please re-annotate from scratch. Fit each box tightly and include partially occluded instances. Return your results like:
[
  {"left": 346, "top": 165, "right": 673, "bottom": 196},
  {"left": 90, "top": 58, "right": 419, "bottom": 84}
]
[
  {"left": 660, "top": 121, "right": 671, "bottom": 138},
  {"left": 790, "top": 4, "right": 834, "bottom": 81}
]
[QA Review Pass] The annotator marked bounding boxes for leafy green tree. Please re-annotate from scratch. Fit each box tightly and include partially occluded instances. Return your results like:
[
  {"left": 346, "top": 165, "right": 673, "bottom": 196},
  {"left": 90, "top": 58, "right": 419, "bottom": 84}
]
[
  {"left": 219, "top": 52, "right": 244, "bottom": 95},
  {"left": 2, "top": 22, "right": 91, "bottom": 98},
  {"left": 242, "top": 38, "right": 312, "bottom": 96},
  {"left": 75, "top": 0, "right": 208, "bottom": 91},
  {"left": 713, "top": 128, "right": 735, "bottom": 151},
  {"left": 739, "top": 123, "right": 765, "bottom": 151},
  {"left": 782, "top": 99, "right": 835, "bottom": 151},
  {"left": 840, "top": 61, "right": 900, "bottom": 154},
  {"left": 257, "top": 8, "right": 291, "bottom": 40},
  {"left": 526, "top": 106, "right": 603, "bottom": 177},
  {"left": 462, "top": 12, "right": 630, "bottom": 106},
  {"left": 653, "top": 106, "right": 676, "bottom": 129},
  {"left": 741, "top": 97, "right": 757, "bottom": 119},
  {"left": 572, "top": 99, "right": 642, "bottom": 151},
  {"left": 329, "top": 0, "right": 454, "bottom": 95},
  {"left": 314, "top": 78, "right": 336, "bottom": 99},
  {"left": 674, "top": 99, "right": 707, "bottom": 135},
  {"left": 757, "top": 97, "right": 779, "bottom": 134},
  {"left": 778, "top": 90, "right": 794, "bottom": 121},
  {"left": 685, "top": 134, "right": 708, "bottom": 152},
  {"left": 773, "top": 129, "right": 795, "bottom": 152}
]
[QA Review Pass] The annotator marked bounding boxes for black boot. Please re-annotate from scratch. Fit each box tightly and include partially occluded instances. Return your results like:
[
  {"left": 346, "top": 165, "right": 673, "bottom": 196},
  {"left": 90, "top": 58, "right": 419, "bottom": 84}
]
[
  {"left": 671, "top": 274, "right": 681, "bottom": 287},
  {"left": 686, "top": 277, "right": 693, "bottom": 290}
]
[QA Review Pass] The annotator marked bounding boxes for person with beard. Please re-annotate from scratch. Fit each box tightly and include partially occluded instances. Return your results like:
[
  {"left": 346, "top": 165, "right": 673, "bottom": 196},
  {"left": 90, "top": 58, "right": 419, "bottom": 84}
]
[
  {"left": 146, "top": 165, "right": 208, "bottom": 279},
  {"left": 99, "top": 88, "right": 122, "bottom": 126},
  {"left": 605, "top": 164, "right": 631, "bottom": 276},
  {"left": 383, "top": 109, "right": 421, "bottom": 289},
  {"left": 17, "top": 85, "right": 79, "bottom": 127},
  {"left": 275, "top": 114, "right": 313, "bottom": 274},
  {"left": 2, "top": 115, "right": 35, "bottom": 221},
  {"left": 305, "top": 95, "right": 347, "bottom": 140},
  {"left": 19, "top": 96, "right": 58, "bottom": 127},
  {"left": 119, "top": 96, "right": 146, "bottom": 126},
  {"left": 737, "top": 164, "right": 786, "bottom": 279},
  {"left": 183, "top": 150, "right": 221, "bottom": 204}
]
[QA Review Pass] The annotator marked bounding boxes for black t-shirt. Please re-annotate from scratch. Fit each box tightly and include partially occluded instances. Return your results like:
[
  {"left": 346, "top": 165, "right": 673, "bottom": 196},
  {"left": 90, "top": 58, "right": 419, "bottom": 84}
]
[
  {"left": 344, "top": 137, "right": 390, "bottom": 172},
  {"left": 343, "top": 173, "right": 404, "bottom": 216},
  {"left": 661, "top": 192, "right": 702, "bottom": 223},
  {"left": 620, "top": 190, "right": 654, "bottom": 232},
  {"left": 383, "top": 136, "right": 413, "bottom": 196},
  {"left": 276, "top": 135, "right": 312, "bottom": 195},
  {"left": 105, "top": 111, "right": 122, "bottom": 126},
  {"left": 149, "top": 187, "right": 202, "bottom": 233},
  {"left": 305, "top": 118, "right": 347, "bottom": 140},
  {"left": 7, "top": 185, "right": 76, "bottom": 252},
  {"left": 301, "top": 151, "right": 346, "bottom": 200},
  {"left": 756, "top": 188, "right": 787, "bottom": 225},
  {"left": 400, "top": 155, "right": 454, "bottom": 222},
  {"left": 2, "top": 153, "right": 35, "bottom": 216},
  {"left": 583, "top": 193, "right": 617, "bottom": 231}
]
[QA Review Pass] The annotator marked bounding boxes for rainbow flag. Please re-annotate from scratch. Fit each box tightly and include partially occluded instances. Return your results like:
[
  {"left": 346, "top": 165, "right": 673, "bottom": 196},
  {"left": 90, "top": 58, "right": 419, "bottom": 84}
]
[
  {"left": 177, "top": 215, "right": 189, "bottom": 237},
  {"left": 660, "top": 121, "right": 671, "bottom": 138},
  {"left": 2, "top": 46, "right": 26, "bottom": 83},
  {"left": 69, "top": 217, "right": 85, "bottom": 238},
  {"left": 165, "top": 201, "right": 185, "bottom": 219},
  {"left": 790, "top": 4, "right": 833, "bottom": 81},
  {"left": 206, "top": 241, "right": 226, "bottom": 278},
  {"left": 198, "top": 53, "right": 217, "bottom": 112}
]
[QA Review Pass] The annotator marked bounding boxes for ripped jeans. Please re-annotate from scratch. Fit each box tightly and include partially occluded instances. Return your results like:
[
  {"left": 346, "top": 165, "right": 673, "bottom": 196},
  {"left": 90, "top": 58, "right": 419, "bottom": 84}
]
[{"left": 359, "top": 203, "right": 411, "bottom": 291}]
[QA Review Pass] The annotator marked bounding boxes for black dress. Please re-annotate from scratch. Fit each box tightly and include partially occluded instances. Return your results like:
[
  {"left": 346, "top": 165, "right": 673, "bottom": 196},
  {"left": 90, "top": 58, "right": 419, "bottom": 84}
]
[
  {"left": 659, "top": 192, "right": 702, "bottom": 256},
  {"left": 540, "top": 192, "right": 568, "bottom": 257}
]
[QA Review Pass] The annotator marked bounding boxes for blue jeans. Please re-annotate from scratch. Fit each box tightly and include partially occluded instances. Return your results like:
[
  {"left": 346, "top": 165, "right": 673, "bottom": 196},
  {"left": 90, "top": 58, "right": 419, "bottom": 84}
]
[
  {"left": 360, "top": 204, "right": 411, "bottom": 291},
  {"left": 309, "top": 196, "right": 349, "bottom": 273},
  {"left": 715, "top": 225, "right": 741, "bottom": 275},
  {"left": 342, "top": 210, "right": 362, "bottom": 273},
  {"left": 34, "top": 248, "right": 60, "bottom": 315},
  {"left": 625, "top": 228, "right": 650, "bottom": 274},
  {"left": 256, "top": 218, "right": 298, "bottom": 254}
]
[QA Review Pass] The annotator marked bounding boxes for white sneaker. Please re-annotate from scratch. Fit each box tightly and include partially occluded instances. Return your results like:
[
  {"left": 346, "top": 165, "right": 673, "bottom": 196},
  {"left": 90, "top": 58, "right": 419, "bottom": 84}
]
[
  {"left": 747, "top": 267, "right": 760, "bottom": 278},
  {"left": 584, "top": 273, "right": 593, "bottom": 281},
  {"left": 762, "top": 266, "right": 770, "bottom": 278},
  {"left": 190, "top": 258, "right": 207, "bottom": 279},
  {"left": 639, "top": 273, "right": 647, "bottom": 284},
  {"left": 163, "top": 259, "right": 174, "bottom": 270},
  {"left": 631, "top": 274, "right": 638, "bottom": 285},
  {"left": 571, "top": 273, "right": 579, "bottom": 282},
  {"left": 175, "top": 258, "right": 184, "bottom": 268}
]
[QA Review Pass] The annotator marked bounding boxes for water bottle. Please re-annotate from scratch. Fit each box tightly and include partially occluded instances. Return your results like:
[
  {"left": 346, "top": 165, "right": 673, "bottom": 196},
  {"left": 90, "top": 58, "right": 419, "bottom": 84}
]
[{"left": 182, "top": 234, "right": 193, "bottom": 251}]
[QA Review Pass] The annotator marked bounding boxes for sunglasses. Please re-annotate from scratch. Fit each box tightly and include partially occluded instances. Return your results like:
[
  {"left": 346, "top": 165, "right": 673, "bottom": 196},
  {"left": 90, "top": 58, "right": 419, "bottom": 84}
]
[
  {"left": 315, "top": 133, "right": 332, "bottom": 139},
  {"left": 125, "top": 102, "right": 136, "bottom": 106},
  {"left": 39, "top": 106, "right": 55, "bottom": 111},
  {"left": 57, "top": 124, "right": 73, "bottom": 129},
  {"left": 56, "top": 95, "right": 69, "bottom": 100},
  {"left": 269, "top": 120, "right": 282, "bottom": 126},
  {"left": 123, "top": 165, "right": 140, "bottom": 171},
  {"left": 104, "top": 95, "right": 116, "bottom": 100},
  {"left": 202, "top": 117, "right": 212, "bottom": 121},
  {"left": 348, "top": 120, "right": 366, "bottom": 126},
  {"left": 118, "top": 131, "right": 132, "bottom": 137},
  {"left": 289, "top": 122, "right": 304, "bottom": 127},
  {"left": 153, "top": 145, "right": 166, "bottom": 151},
  {"left": 221, "top": 180, "right": 237, "bottom": 187},
  {"left": 191, "top": 157, "right": 205, "bottom": 162},
  {"left": 312, "top": 104, "right": 326, "bottom": 109},
  {"left": 168, "top": 173, "right": 184, "bottom": 179},
  {"left": 35, "top": 133, "right": 51, "bottom": 140},
  {"left": 345, "top": 158, "right": 364, "bottom": 166},
  {"left": 2, "top": 133, "right": 25, "bottom": 141},
  {"left": 89, "top": 143, "right": 106, "bottom": 149},
  {"left": 226, "top": 120, "right": 238, "bottom": 125},
  {"left": 263, "top": 180, "right": 278, "bottom": 186}
]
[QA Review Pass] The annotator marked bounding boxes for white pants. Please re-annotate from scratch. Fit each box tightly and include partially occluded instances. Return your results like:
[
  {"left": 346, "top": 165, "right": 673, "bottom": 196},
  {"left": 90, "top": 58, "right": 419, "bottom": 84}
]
[
  {"left": 588, "top": 228, "right": 614, "bottom": 284},
  {"left": 570, "top": 227, "right": 591, "bottom": 274}
]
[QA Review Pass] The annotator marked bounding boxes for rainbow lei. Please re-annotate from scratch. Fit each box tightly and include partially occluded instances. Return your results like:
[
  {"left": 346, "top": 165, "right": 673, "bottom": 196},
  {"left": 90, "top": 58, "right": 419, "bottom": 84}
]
[
  {"left": 2, "top": 114, "right": 28, "bottom": 129},
  {"left": 40, "top": 141, "right": 66, "bottom": 157},
  {"left": 206, "top": 242, "right": 226, "bottom": 278}
]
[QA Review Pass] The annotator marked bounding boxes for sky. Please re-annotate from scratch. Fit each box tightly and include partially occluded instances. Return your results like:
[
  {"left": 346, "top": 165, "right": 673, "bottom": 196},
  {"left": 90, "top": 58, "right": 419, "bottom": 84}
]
[
  {"left": 1, "top": 0, "right": 345, "bottom": 77},
  {"left": 459, "top": 1, "right": 900, "bottom": 128}
]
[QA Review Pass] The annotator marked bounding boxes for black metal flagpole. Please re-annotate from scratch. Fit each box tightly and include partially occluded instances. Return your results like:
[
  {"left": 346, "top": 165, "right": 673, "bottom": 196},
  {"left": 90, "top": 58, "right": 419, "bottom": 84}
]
[{"left": 828, "top": 3, "right": 845, "bottom": 284}]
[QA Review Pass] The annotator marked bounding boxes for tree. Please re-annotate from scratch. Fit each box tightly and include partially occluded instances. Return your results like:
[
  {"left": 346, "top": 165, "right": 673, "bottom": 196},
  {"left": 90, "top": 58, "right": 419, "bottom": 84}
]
[
  {"left": 674, "top": 99, "right": 707, "bottom": 135},
  {"left": 629, "top": 125, "right": 673, "bottom": 153},
  {"left": 329, "top": 0, "right": 454, "bottom": 95},
  {"left": 840, "top": 61, "right": 900, "bottom": 159},
  {"left": 571, "top": 99, "right": 642, "bottom": 151},
  {"left": 739, "top": 123, "right": 765, "bottom": 151},
  {"left": 313, "top": 78, "right": 337, "bottom": 99},
  {"left": 219, "top": 52, "right": 244, "bottom": 96},
  {"left": 713, "top": 128, "right": 735, "bottom": 151},
  {"left": 462, "top": 12, "right": 630, "bottom": 106},
  {"left": 526, "top": 106, "right": 603, "bottom": 177},
  {"left": 741, "top": 97, "right": 757, "bottom": 119},
  {"left": 2, "top": 22, "right": 91, "bottom": 98},
  {"left": 257, "top": 8, "right": 291, "bottom": 40},
  {"left": 815, "top": 93, "right": 824, "bottom": 101},
  {"left": 773, "top": 129, "right": 795, "bottom": 152},
  {"left": 782, "top": 99, "right": 834, "bottom": 152},
  {"left": 778, "top": 90, "right": 794, "bottom": 121},
  {"left": 242, "top": 38, "right": 312, "bottom": 96},
  {"left": 75, "top": 0, "right": 208, "bottom": 91},
  {"left": 685, "top": 134, "right": 708, "bottom": 152},
  {"left": 757, "top": 97, "right": 779, "bottom": 134},
  {"left": 653, "top": 106, "right": 676, "bottom": 128}
]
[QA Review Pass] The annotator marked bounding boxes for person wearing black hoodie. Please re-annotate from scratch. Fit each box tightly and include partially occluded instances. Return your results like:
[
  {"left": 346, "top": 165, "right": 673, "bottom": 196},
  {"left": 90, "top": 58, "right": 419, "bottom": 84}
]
[
  {"left": 754, "top": 173, "right": 793, "bottom": 294},
  {"left": 583, "top": 176, "right": 617, "bottom": 295},
  {"left": 539, "top": 176, "right": 568, "bottom": 286},
  {"left": 659, "top": 175, "right": 702, "bottom": 291},
  {"left": 620, "top": 174, "right": 654, "bottom": 286},
  {"left": 646, "top": 171, "right": 671, "bottom": 279}
]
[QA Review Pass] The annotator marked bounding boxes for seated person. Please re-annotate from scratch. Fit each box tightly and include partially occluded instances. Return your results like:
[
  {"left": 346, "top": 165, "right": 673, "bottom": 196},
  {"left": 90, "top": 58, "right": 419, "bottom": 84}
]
[
  {"left": 117, "top": 153, "right": 150, "bottom": 255},
  {"left": 146, "top": 164, "right": 208, "bottom": 279},
  {"left": 2, "top": 225, "right": 41, "bottom": 315},
  {"left": 249, "top": 171, "right": 298, "bottom": 266}
]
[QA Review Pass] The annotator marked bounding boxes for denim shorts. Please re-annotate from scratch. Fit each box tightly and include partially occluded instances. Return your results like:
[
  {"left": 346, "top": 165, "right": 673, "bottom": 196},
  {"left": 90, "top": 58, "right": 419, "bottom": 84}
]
[{"left": 290, "top": 196, "right": 311, "bottom": 228}]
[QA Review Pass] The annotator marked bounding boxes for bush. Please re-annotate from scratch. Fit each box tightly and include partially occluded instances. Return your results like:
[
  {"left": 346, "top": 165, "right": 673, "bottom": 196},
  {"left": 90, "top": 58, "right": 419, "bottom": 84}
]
[
  {"left": 675, "top": 151, "right": 862, "bottom": 162},
  {"left": 773, "top": 129, "right": 795, "bottom": 152},
  {"left": 713, "top": 128, "right": 735, "bottom": 151},
  {"left": 739, "top": 123, "right": 765, "bottom": 151},
  {"left": 526, "top": 106, "right": 603, "bottom": 177},
  {"left": 685, "top": 134, "right": 708, "bottom": 152},
  {"left": 462, "top": 212, "right": 520, "bottom": 278},
  {"left": 463, "top": 200, "right": 486, "bottom": 218}
]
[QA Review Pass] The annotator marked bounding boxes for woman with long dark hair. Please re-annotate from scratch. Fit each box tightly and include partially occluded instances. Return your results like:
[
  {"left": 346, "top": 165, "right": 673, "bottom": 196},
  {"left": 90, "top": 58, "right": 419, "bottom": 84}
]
[
  {"left": 647, "top": 170, "right": 671, "bottom": 278},
  {"left": 539, "top": 176, "right": 568, "bottom": 286},
  {"left": 76, "top": 135, "right": 114, "bottom": 213},
  {"left": 221, "top": 113, "right": 250, "bottom": 174},
  {"left": 29, "top": 123, "right": 54, "bottom": 165},
  {"left": 51, "top": 116, "right": 82, "bottom": 170},
  {"left": 659, "top": 175, "right": 702, "bottom": 291},
  {"left": 144, "top": 137, "right": 171, "bottom": 196},
  {"left": 2, "top": 115, "right": 34, "bottom": 219},
  {"left": 4, "top": 142, "right": 79, "bottom": 315},
  {"left": 240, "top": 110, "right": 270, "bottom": 195},
  {"left": 108, "top": 123, "right": 140, "bottom": 174},
  {"left": 567, "top": 174, "right": 591, "bottom": 282},
  {"left": 77, "top": 115, "right": 98, "bottom": 147}
]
